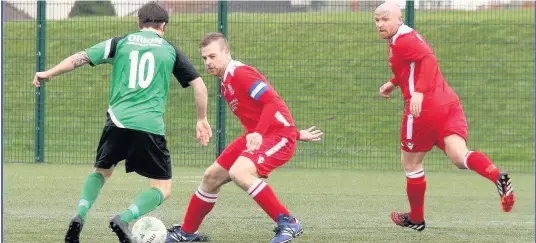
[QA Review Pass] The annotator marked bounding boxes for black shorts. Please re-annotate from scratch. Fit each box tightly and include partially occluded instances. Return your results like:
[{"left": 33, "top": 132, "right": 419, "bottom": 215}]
[{"left": 94, "top": 125, "right": 172, "bottom": 180}]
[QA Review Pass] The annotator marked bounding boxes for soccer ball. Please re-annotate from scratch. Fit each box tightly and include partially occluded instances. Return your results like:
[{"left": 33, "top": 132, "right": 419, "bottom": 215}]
[{"left": 131, "top": 216, "right": 167, "bottom": 243}]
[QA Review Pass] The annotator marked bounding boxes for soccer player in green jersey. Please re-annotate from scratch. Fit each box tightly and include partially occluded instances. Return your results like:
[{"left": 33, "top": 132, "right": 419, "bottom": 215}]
[{"left": 32, "top": 2, "right": 211, "bottom": 243}]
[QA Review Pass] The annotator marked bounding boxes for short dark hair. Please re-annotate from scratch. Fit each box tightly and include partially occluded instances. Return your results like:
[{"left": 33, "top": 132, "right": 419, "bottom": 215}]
[
  {"left": 200, "top": 32, "right": 229, "bottom": 49},
  {"left": 138, "top": 2, "right": 169, "bottom": 29}
]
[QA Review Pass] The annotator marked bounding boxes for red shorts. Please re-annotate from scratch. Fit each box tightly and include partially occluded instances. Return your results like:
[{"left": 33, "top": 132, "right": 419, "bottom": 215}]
[
  {"left": 400, "top": 102, "right": 468, "bottom": 152},
  {"left": 216, "top": 131, "right": 297, "bottom": 178}
]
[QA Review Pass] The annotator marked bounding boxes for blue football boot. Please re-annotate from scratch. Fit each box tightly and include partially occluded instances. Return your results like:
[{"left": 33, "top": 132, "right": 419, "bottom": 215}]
[
  {"left": 166, "top": 224, "right": 209, "bottom": 242},
  {"left": 270, "top": 214, "right": 303, "bottom": 243}
]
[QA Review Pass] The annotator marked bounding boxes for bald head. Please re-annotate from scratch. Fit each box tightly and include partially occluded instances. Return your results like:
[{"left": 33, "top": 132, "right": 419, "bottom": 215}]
[
  {"left": 374, "top": 2, "right": 404, "bottom": 39},
  {"left": 375, "top": 2, "right": 402, "bottom": 19}
]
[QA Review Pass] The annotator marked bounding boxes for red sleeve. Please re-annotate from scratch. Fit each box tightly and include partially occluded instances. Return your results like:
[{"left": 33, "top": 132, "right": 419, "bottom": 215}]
[{"left": 234, "top": 67, "right": 279, "bottom": 135}]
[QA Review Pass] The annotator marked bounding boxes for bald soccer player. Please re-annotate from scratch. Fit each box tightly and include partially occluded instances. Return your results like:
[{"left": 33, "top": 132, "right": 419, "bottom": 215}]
[{"left": 373, "top": 2, "right": 515, "bottom": 231}]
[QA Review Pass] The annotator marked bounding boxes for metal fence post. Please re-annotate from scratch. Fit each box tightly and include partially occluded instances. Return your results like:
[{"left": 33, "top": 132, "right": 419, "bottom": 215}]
[
  {"left": 405, "top": 0, "right": 415, "bottom": 28},
  {"left": 532, "top": 1, "right": 536, "bottom": 224},
  {"left": 216, "top": 0, "right": 228, "bottom": 157},
  {"left": 35, "top": 0, "right": 46, "bottom": 162}
]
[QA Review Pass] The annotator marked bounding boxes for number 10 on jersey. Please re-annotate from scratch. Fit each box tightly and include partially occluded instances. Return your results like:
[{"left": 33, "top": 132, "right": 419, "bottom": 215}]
[{"left": 129, "top": 51, "right": 155, "bottom": 89}]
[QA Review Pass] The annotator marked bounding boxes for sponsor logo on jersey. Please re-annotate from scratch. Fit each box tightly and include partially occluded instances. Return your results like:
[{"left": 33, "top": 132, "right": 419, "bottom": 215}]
[
  {"left": 229, "top": 98, "right": 238, "bottom": 112},
  {"left": 227, "top": 84, "right": 235, "bottom": 95},
  {"left": 127, "top": 35, "right": 163, "bottom": 46}
]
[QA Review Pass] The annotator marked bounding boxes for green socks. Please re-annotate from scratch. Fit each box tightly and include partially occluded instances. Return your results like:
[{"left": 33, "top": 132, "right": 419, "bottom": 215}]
[
  {"left": 119, "top": 187, "right": 164, "bottom": 223},
  {"left": 74, "top": 173, "right": 164, "bottom": 224},
  {"left": 76, "top": 172, "right": 105, "bottom": 222}
]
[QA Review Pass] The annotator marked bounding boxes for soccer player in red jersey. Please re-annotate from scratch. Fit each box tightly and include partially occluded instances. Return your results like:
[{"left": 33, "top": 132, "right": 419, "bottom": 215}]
[
  {"left": 374, "top": 2, "right": 515, "bottom": 231},
  {"left": 166, "top": 32, "right": 324, "bottom": 243}
]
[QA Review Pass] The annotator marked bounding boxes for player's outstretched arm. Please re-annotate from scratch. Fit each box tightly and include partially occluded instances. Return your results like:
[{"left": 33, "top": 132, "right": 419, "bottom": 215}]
[
  {"left": 190, "top": 77, "right": 212, "bottom": 146},
  {"left": 32, "top": 51, "right": 90, "bottom": 87},
  {"left": 298, "top": 126, "right": 324, "bottom": 142}
]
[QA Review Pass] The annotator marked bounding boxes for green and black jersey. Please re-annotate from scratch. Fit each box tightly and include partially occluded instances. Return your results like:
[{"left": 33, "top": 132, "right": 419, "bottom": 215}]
[{"left": 86, "top": 30, "right": 199, "bottom": 135}]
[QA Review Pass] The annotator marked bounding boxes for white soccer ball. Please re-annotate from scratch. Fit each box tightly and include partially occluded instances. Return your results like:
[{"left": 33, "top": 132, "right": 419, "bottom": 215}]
[{"left": 131, "top": 216, "right": 167, "bottom": 243}]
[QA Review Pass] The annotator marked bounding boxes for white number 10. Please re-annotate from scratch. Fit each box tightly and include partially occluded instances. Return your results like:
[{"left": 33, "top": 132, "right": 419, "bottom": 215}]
[{"left": 129, "top": 51, "right": 155, "bottom": 89}]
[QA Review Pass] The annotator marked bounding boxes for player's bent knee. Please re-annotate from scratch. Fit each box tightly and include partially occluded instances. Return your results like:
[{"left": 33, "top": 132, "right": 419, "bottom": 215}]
[
  {"left": 443, "top": 137, "right": 469, "bottom": 169},
  {"left": 201, "top": 170, "right": 224, "bottom": 192},
  {"left": 201, "top": 163, "right": 231, "bottom": 193},
  {"left": 446, "top": 150, "right": 466, "bottom": 169}
]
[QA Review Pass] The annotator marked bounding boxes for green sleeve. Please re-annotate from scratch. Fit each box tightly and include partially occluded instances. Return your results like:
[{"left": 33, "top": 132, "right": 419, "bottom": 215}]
[{"left": 85, "top": 36, "right": 123, "bottom": 66}]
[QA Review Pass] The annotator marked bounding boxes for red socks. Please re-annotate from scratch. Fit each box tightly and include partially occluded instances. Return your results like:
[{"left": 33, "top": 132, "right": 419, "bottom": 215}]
[
  {"left": 406, "top": 169, "right": 426, "bottom": 223},
  {"left": 182, "top": 179, "right": 292, "bottom": 233},
  {"left": 181, "top": 186, "right": 218, "bottom": 233},
  {"left": 402, "top": 151, "right": 500, "bottom": 224},
  {"left": 464, "top": 151, "right": 500, "bottom": 183},
  {"left": 247, "top": 179, "right": 290, "bottom": 222}
]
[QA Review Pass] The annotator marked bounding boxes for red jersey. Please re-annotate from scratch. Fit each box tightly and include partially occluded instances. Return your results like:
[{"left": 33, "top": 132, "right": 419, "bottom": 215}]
[
  {"left": 221, "top": 60, "right": 297, "bottom": 135},
  {"left": 388, "top": 25, "right": 459, "bottom": 111}
]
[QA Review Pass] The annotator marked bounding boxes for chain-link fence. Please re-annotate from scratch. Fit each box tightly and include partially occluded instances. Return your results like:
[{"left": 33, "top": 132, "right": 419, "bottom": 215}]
[{"left": 3, "top": 0, "right": 534, "bottom": 172}]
